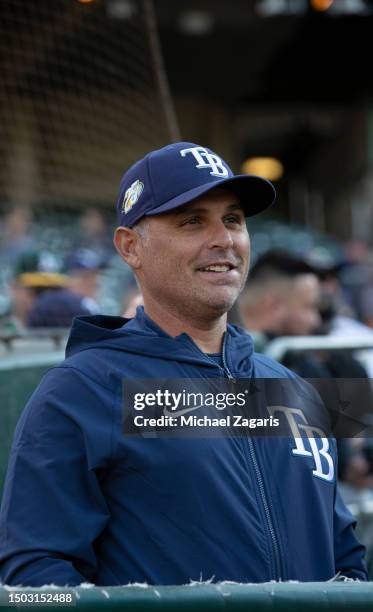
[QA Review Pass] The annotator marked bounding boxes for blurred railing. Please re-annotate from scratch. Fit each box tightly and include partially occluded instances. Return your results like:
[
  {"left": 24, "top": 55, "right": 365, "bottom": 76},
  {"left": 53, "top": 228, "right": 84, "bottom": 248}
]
[
  {"left": 0, "top": 583, "right": 373, "bottom": 611},
  {"left": 0, "top": 327, "right": 69, "bottom": 351},
  {"left": 264, "top": 335, "right": 373, "bottom": 362}
]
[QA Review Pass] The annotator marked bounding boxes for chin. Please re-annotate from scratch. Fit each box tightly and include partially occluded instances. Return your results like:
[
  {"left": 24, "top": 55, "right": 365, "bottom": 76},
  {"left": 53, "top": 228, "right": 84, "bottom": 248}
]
[{"left": 204, "top": 295, "right": 238, "bottom": 314}]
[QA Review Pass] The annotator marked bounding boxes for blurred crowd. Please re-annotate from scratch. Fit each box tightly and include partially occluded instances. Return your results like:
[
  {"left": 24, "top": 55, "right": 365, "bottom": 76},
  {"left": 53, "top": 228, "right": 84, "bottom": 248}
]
[
  {"left": 1, "top": 204, "right": 373, "bottom": 569},
  {"left": 0, "top": 206, "right": 135, "bottom": 331}
]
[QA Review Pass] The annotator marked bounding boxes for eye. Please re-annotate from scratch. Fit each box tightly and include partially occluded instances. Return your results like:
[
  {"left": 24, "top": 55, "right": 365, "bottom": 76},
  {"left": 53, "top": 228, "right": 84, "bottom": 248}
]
[
  {"left": 181, "top": 216, "right": 201, "bottom": 226},
  {"left": 225, "top": 214, "right": 243, "bottom": 225}
]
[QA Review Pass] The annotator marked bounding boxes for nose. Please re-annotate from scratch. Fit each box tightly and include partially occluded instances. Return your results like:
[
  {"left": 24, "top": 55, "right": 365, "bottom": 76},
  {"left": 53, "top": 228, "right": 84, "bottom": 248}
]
[{"left": 206, "top": 221, "right": 234, "bottom": 250}]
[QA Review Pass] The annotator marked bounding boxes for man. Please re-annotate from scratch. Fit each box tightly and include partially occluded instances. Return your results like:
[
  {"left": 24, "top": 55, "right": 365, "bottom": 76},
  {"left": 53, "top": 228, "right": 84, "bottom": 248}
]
[
  {"left": 64, "top": 248, "right": 105, "bottom": 314},
  {"left": 0, "top": 142, "right": 367, "bottom": 585},
  {"left": 239, "top": 250, "right": 322, "bottom": 338}
]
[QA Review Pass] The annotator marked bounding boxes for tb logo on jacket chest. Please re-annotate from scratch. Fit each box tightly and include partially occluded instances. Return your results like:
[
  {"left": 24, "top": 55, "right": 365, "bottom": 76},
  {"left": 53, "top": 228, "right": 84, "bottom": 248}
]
[{"left": 267, "top": 406, "right": 334, "bottom": 482}]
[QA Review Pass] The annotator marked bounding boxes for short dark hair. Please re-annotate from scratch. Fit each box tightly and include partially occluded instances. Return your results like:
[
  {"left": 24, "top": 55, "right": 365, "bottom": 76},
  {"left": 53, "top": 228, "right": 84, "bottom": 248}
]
[{"left": 249, "top": 250, "right": 317, "bottom": 283}]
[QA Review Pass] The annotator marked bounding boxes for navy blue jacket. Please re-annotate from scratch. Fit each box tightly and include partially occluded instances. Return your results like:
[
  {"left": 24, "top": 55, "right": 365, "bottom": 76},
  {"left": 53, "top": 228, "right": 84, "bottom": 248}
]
[{"left": 0, "top": 308, "right": 367, "bottom": 585}]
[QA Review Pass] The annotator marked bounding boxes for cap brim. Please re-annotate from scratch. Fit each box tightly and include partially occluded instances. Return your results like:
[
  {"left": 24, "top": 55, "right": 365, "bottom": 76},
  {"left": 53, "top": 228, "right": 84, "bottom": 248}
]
[{"left": 145, "top": 174, "right": 276, "bottom": 219}]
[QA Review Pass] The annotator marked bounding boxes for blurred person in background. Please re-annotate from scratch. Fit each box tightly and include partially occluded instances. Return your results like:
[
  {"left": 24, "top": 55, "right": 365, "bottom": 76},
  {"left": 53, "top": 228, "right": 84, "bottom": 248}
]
[
  {"left": 239, "top": 250, "right": 321, "bottom": 341},
  {"left": 353, "top": 246, "right": 373, "bottom": 329},
  {"left": 27, "top": 284, "right": 92, "bottom": 328},
  {"left": 75, "top": 207, "right": 113, "bottom": 260},
  {"left": 240, "top": 250, "right": 370, "bottom": 376},
  {"left": 306, "top": 248, "right": 373, "bottom": 338},
  {"left": 2, "top": 251, "right": 93, "bottom": 330},
  {"left": 305, "top": 250, "right": 373, "bottom": 378},
  {"left": 0, "top": 207, "right": 36, "bottom": 266},
  {"left": 338, "top": 239, "right": 372, "bottom": 325},
  {"left": 27, "top": 248, "right": 105, "bottom": 326},
  {"left": 4, "top": 251, "right": 67, "bottom": 331},
  {"left": 64, "top": 248, "right": 105, "bottom": 315}
]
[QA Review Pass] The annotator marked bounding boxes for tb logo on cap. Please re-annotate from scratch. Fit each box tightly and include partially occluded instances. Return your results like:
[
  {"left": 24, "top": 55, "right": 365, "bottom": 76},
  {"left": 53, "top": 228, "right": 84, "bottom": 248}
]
[{"left": 180, "top": 146, "right": 229, "bottom": 178}]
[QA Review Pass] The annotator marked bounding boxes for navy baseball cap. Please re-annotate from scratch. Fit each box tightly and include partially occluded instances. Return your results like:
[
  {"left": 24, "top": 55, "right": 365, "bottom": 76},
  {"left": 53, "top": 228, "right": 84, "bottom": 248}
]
[
  {"left": 64, "top": 248, "right": 105, "bottom": 273},
  {"left": 116, "top": 142, "right": 276, "bottom": 228}
]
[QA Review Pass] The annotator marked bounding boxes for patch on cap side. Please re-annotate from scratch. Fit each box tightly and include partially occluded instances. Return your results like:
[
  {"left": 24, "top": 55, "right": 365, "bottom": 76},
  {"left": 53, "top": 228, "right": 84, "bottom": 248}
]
[{"left": 122, "top": 179, "right": 144, "bottom": 214}]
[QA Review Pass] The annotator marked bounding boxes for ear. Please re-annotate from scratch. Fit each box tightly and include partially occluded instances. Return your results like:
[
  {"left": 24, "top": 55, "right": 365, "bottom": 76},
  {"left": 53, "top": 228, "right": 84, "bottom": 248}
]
[{"left": 113, "top": 227, "right": 141, "bottom": 270}]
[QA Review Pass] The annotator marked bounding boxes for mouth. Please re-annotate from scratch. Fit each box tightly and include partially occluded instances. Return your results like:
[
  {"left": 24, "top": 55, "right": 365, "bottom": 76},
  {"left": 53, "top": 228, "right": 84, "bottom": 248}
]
[
  {"left": 196, "top": 262, "right": 237, "bottom": 273},
  {"left": 195, "top": 262, "right": 240, "bottom": 283}
]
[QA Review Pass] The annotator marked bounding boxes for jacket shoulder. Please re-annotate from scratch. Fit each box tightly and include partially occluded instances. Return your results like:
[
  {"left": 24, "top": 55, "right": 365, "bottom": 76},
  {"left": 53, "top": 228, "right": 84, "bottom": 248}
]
[{"left": 60, "top": 347, "right": 126, "bottom": 390}]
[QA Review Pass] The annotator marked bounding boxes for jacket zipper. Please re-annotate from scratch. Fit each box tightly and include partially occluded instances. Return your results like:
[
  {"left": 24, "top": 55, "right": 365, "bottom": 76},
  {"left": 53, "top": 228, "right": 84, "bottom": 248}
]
[
  {"left": 185, "top": 332, "right": 233, "bottom": 380},
  {"left": 187, "top": 331, "right": 283, "bottom": 578},
  {"left": 221, "top": 333, "right": 235, "bottom": 380},
  {"left": 222, "top": 334, "right": 283, "bottom": 580},
  {"left": 247, "top": 437, "right": 282, "bottom": 579}
]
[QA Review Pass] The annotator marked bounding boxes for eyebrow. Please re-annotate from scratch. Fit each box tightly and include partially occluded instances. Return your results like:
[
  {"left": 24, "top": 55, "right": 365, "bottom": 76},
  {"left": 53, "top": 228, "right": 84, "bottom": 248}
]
[{"left": 173, "top": 203, "right": 244, "bottom": 215}]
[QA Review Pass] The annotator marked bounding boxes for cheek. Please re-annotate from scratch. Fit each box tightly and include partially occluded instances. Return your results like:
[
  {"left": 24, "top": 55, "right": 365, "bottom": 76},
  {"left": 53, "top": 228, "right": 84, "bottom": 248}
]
[
  {"left": 238, "top": 238, "right": 250, "bottom": 281},
  {"left": 141, "top": 241, "right": 185, "bottom": 279},
  {"left": 238, "top": 232, "right": 250, "bottom": 261},
  {"left": 143, "top": 250, "right": 165, "bottom": 276}
]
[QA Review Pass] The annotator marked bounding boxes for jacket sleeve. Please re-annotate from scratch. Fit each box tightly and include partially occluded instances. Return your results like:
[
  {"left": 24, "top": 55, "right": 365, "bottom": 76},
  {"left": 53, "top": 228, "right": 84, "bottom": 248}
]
[
  {"left": 0, "top": 366, "right": 112, "bottom": 586},
  {"left": 333, "top": 479, "right": 368, "bottom": 581}
]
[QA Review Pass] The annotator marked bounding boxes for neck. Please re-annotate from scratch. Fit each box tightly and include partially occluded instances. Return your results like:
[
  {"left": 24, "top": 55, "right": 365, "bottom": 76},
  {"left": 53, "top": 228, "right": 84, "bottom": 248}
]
[{"left": 142, "top": 294, "right": 227, "bottom": 354}]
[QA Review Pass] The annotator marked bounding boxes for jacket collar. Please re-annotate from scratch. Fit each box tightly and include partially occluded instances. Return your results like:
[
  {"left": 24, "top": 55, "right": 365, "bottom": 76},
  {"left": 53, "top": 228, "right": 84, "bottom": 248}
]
[{"left": 131, "top": 306, "right": 254, "bottom": 378}]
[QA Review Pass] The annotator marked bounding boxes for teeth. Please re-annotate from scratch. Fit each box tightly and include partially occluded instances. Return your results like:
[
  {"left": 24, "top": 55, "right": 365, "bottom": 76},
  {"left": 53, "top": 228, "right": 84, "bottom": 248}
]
[{"left": 202, "top": 265, "right": 230, "bottom": 272}]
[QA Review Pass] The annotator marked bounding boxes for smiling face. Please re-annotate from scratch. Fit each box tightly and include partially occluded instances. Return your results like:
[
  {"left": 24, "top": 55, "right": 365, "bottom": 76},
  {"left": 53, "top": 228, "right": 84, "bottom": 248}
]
[{"left": 116, "top": 188, "right": 250, "bottom": 324}]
